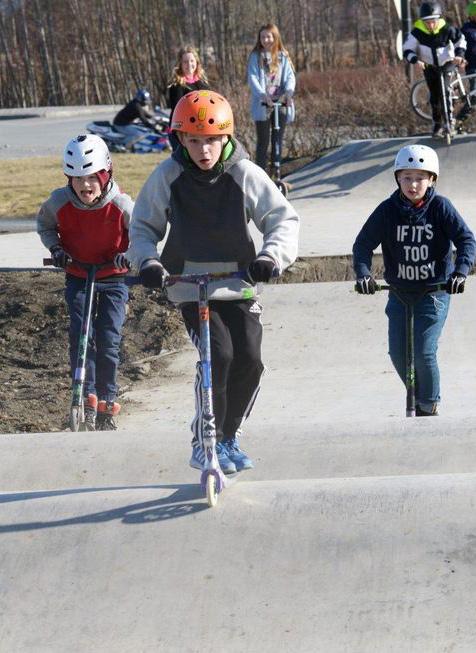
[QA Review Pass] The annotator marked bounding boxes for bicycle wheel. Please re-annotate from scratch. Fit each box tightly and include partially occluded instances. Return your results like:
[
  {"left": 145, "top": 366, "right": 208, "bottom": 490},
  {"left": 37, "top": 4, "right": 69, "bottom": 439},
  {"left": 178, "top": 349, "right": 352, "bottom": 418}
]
[
  {"left": 410, "top": 79, "right": 432, "bottom": 121},
  {"left": 451, "top": 73, "right": 476, "bottom": 117}
]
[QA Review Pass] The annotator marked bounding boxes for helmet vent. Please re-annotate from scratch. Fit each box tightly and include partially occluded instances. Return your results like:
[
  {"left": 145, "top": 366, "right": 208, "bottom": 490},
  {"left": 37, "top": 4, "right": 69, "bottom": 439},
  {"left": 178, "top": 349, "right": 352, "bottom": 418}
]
[
  {"left": 83, "top": 162, "right": 93, "bottom": 169},
  {"left": 408, "top": 157, "right": 414, "bottom": 162},
  {"left": 190, "top": 117, "right": 196, "bottom": 123},
  {"left": 208, "top": 118, "right": 215, "bottom": 124},
  {"left": 77, "top": 135, "right": 87, "bottom": 142},
  {"left": 85, "top": 148, "right": 93, "bottom": 155},
  {"left": 419, "top": 158, "right": 424, "bottom": 162}
]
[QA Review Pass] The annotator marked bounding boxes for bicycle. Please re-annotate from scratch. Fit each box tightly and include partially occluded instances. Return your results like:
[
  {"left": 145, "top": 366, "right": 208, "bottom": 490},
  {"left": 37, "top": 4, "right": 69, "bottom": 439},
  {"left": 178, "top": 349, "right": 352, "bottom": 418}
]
[{"left": 410, "top": 67, "right": 476, "bottom": 144}]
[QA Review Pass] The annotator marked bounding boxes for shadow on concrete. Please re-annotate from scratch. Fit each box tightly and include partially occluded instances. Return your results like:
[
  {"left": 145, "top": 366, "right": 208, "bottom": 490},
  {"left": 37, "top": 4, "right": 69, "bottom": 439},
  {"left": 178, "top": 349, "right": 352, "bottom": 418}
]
[
  {"left": 0, "top": 483, "right": 208, "bottom": 532},
  {"left": 289, "top": 135, "right": 476, "bottom": 201}
]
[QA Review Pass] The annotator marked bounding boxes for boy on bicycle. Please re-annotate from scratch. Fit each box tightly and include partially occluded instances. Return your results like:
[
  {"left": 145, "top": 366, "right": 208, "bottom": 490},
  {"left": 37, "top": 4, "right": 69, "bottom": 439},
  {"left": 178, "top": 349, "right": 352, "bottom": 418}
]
[
  {"left": 37, "top": 134, "right": 133, "bottom": 431},
  {"left": 353, "top": 144, "right": 475, "bottom": 416},
  {"left": 128, "top": 90, "right": 299, "bottom": 473},
  {"left": 404, "top": 1, "right": 466, "bottom": 137},
  {"left": 457, "top": 2, "right": 476, "bottom": 122}
]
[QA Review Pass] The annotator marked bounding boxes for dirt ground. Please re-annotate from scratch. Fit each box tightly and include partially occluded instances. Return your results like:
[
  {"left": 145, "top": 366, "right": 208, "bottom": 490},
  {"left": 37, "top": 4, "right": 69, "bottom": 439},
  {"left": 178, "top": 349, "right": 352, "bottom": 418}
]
[
  {"left": 0, "top": 272, "right": 186, "bottom": 433},
  {"left": 0, "top": 155, "right": 316, "bottom": 435}
]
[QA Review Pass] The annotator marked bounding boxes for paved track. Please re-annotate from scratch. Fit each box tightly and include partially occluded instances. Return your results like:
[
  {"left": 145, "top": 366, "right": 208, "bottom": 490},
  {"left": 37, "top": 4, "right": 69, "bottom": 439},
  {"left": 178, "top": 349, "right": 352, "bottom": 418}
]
[{"left": 1, "top": 116, "right": 476, "bottom": 651}]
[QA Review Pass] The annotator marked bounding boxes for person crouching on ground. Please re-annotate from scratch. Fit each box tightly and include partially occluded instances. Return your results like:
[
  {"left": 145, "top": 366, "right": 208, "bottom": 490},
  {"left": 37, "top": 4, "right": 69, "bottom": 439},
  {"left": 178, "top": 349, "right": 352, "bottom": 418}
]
[
  {"left": 37, "top": 134, "right": 133, "bottom": 430},
  {"left": 128, "top": 90, "right": 299, "bottom": 473}
]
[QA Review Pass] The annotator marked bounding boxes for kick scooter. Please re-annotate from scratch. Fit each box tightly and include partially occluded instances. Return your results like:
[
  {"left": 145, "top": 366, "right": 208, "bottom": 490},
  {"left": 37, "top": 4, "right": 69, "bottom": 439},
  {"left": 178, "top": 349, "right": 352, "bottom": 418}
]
[
  {"left": 164, "top": 270, "right": 248, "bottom": 507},
  {"left": 262, "top": 101, "right": 291, "bottom": 197},
  {"left": 43, "top": 257, "right": 112, "bottom": 431},
  {"left": 357, "top": 282, "right": 446, "bottom": 416}
]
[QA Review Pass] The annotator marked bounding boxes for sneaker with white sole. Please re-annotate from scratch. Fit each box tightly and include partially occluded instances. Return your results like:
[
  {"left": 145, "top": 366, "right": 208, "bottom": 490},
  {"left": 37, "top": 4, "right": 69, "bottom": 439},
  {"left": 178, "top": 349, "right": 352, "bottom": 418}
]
[
  {"left": 225, "top": 436, "right": 254, "bottom": 470},
  {"left": 189, "top": 442, "right": 237, "bottom": 474}
]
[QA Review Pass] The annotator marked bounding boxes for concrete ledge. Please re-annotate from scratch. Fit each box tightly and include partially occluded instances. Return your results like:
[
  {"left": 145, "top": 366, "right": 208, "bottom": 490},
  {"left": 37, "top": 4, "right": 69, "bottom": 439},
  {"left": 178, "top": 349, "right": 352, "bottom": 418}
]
[{"left": 0, "top": 105, "right": 122, "bottom": 120}]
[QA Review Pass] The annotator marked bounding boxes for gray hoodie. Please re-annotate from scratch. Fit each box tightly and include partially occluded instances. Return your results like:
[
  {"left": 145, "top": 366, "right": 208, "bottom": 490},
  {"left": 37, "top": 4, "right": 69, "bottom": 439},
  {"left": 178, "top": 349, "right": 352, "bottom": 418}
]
[{"left": 128, "top": 139, "right": 299, "bottom": 303}]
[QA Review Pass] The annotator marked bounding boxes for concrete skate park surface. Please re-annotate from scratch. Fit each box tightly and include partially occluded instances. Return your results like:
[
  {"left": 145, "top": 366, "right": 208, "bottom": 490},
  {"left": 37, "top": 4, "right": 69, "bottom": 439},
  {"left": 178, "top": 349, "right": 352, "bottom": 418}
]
[{"left": 2, "top": 117, "right": 476, "bottom": 651}]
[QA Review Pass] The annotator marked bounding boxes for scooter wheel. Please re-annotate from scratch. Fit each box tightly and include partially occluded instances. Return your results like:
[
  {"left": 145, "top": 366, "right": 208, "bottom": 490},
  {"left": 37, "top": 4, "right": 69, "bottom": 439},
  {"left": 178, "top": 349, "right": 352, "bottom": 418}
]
[
  {"left": 70, "top": 405, "right": 83, "bottom": 432},
  {"left": 206, "top": 474, "right": 218, "bottom": 508},
  {"left": 276, "top": 180, "right": 288, "bottom": 197},
  {"left": 445, "top": 132, "right": 452, "bottom": 146}
]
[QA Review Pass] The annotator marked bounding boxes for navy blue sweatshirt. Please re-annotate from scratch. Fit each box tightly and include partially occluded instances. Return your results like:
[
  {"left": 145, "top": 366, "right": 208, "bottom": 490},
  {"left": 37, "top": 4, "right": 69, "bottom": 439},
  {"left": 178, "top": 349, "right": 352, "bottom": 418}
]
[
  {"left": 462, "top": 20, "right": 476, "bottom": 69},
  {"left": 353, "top": 188, "right": 475, "bottom": 289}
]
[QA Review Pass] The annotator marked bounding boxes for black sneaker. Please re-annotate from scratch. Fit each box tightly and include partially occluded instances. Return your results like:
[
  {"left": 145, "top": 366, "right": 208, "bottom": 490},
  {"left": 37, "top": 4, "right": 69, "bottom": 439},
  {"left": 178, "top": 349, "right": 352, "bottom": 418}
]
[
  {"left": 96, "top": 400, "right": 120, "bottom": 431},
  {"left": 416, "top": 404, "right": 439, "bottom": 417},
  {"left": 432, "top": 125, "right": 444, "bottom": 138}
]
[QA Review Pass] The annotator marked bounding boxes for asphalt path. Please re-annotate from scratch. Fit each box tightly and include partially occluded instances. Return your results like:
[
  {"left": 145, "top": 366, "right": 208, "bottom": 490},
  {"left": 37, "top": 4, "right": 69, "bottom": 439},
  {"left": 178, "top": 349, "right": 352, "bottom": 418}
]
[{"left": 0, "top": 108, "right": 119, "bottom": 159}]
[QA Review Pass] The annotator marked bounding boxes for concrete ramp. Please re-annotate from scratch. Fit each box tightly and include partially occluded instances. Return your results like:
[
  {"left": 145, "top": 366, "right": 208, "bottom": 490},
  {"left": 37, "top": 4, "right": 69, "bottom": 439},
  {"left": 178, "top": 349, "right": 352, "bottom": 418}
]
[
  {"left": 2, "top": 415, "right": 476, "bottom": 652},
  {"left": 288, "top": 134, "right": 476, "bottom": 256}
]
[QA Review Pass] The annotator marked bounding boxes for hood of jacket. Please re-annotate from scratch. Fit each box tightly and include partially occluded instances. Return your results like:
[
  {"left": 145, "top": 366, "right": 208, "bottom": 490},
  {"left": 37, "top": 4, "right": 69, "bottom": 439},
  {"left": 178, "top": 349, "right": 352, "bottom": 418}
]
[
  {"left": 390, "top": 186, "right": 437, "bottom": 224},
  {"left": 171, "top": 137, "right": 249, "bottom": 183}
]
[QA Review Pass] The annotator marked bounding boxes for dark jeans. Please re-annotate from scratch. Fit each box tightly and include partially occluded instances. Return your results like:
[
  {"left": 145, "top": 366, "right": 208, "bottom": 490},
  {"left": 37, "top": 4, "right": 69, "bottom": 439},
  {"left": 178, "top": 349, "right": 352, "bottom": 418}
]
[
  {"left": 424, "top": 62, "right": 456, "bottom": 124},
  {"left": 385, "top": 290, "right": 450, "bottom": 412},
  {"left": 181, "top": 299, "right": 264, "bottom": 444},
  {"left": 255, "top": 107, "right": 287, "bottom": 171},
  {"left": 65, "top": 275, "right": 128, "bottom": 402}
]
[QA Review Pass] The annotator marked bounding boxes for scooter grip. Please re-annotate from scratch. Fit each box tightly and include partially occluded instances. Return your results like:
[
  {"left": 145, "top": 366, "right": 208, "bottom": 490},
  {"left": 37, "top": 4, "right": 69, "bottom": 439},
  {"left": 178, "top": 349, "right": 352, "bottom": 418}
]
[{"left": 43, "top": 258, "right": 53, "bottom": 266}]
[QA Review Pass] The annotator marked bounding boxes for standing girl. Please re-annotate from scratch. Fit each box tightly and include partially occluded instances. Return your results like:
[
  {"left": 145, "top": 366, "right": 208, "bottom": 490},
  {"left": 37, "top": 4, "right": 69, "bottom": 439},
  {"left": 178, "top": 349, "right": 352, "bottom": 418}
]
[
  {"left": 167, "top": 46, "right": 210, "bottom": 149},
  {"left": 247, "top": 23, "right": 296, "bottom": 171}
]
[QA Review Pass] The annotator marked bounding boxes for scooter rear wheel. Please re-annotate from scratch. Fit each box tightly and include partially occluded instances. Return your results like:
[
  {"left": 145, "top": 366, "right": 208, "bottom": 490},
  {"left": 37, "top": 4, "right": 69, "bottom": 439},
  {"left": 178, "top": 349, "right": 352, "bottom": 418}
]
[
  {"left": 206, "top": 473, "right": 218, "bottom": 507},
  {"left": 70, "top": 404, "right": 84, "bottom": 432}
]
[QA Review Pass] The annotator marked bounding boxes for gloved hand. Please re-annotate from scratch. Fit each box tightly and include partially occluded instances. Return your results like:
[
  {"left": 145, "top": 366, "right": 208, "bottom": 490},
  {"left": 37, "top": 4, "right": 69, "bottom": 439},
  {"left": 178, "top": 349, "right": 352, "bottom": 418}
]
[
  {"left": 246, "top": 257, "right": 277, "bottom": 283},
  {"left": 356, "top": 276, "right": 377, "bottom": 295},
  {"left": 50, "top": 245, "right": 70, "bottom": 268},
  {"left": 139, "top": 259, "right": 166, "bottom": 289},
  {"left": 446, "top": 272, "right": 466, "bottom": 294},
  {"left": 113, "top": 253, "right": 131, "bottom": 270}
]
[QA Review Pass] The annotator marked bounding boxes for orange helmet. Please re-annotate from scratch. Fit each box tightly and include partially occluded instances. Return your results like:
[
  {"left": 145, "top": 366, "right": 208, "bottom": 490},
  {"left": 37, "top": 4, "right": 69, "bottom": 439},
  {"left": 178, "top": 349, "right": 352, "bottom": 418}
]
[{"left": 171, "top": 90, "right": 234, "bottom": 135}]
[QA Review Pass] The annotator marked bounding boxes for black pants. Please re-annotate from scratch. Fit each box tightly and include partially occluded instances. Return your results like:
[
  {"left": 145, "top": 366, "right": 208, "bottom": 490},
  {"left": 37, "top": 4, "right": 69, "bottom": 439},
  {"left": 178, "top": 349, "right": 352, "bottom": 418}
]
[
  {"left": 255, "top": 108, "right": 287, "bottom": 171},
  {"left": 424, "top": 63, "right": 456, "bottom": 124},
  {"left": 181, "top": 299, "right": 264, "bottom": 444}
]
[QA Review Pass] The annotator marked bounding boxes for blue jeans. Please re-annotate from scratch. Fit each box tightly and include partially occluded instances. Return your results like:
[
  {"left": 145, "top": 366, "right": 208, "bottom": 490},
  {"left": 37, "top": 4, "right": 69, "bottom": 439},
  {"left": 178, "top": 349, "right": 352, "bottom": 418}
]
[
  {"left": 65, "top": 276, "right": 128, "bottom": 402},
  {"left": 385, "top": 290, "right": 450, "bottom": 412}
]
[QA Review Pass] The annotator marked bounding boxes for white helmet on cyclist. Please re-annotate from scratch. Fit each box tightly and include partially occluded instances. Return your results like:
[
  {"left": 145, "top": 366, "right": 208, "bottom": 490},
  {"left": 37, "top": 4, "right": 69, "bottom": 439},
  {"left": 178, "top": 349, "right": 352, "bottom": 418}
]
[
  {"left": 394, "top": 144, "right": 439, "bottom": 180},
  {"left": 63, "top": 134, "right": 112, "bottom": 177}
]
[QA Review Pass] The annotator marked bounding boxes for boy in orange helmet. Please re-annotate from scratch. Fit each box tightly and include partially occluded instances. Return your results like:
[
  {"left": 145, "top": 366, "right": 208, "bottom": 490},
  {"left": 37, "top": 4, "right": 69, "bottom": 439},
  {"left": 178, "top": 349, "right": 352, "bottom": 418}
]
[{"left": 128, "top": 90, "right": 299, "bottom": 473}]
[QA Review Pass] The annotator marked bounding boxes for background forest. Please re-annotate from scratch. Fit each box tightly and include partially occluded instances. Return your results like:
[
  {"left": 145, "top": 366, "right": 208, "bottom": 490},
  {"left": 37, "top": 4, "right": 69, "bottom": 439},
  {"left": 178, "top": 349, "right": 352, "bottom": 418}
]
[{"left": 0, "top": 0, "right": 473, "bottom": 156}]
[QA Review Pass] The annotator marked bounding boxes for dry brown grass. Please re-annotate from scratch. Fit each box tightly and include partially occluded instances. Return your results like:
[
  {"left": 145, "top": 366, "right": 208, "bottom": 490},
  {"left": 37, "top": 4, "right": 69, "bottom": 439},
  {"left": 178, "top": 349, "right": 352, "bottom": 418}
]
[{"left": 0, "top": 152, "right": 167, "bottom": 219}]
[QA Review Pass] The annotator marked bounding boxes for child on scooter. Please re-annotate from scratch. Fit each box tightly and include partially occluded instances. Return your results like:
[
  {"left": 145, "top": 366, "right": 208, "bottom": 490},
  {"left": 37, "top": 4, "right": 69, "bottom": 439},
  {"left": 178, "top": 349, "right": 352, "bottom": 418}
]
[
  {"left": 353, "top": 144, "right": 475, "bottom": 416},
  {"left": 128, "top": 90, "right": 299, "bottom": 473},
  {"left": 403, "top": 1, "right": 466, "bottom": 137},
  {"left": 37, "top": 134, "right": 134, "bottom": 431}
]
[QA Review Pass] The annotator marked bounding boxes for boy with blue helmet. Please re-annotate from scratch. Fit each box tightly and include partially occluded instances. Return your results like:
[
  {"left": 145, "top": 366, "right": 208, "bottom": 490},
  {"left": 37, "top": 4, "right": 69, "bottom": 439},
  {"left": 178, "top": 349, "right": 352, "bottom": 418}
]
[
  {"left": 457, "top": 2, "right": 476, "bottom": 122},
  {"left": 353, "top": 144, "right": 475, "bottom": 416}
]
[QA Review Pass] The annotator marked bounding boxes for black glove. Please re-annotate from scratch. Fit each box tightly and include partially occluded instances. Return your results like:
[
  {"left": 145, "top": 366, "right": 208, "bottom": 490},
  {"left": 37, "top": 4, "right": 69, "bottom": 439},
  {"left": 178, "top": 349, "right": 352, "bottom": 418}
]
[
  {"left": 50, "top": 245, "right": 70, "bottom": 268},
  {"left": 446, "top": 272, "right": 466, "bottom": 294},
  {"left": 356, "top": 276, "right": 377, "bottom": 295},
  {"left": 246, "top": 257, "right": 277, "bottom": 283},
  {"left": 139, "top": 259, "right": 166, "bottom": 289},
  {"left": 113, "top": 253, "right": 131, "bottom": 270}
]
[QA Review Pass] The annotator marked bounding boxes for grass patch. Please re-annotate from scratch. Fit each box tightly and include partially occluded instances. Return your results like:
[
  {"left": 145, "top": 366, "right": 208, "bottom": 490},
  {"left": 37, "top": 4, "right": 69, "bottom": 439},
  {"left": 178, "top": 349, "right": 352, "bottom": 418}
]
[{"left": 0, "top": 152, "right": 168, "bottom": 219}]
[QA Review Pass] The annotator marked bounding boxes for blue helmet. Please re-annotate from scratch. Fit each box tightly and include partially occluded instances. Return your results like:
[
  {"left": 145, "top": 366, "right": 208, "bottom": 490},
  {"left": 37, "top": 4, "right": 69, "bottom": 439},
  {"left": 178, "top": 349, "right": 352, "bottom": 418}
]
[{"left": 135, "top": 88, "right": 151, "bottom": 104}]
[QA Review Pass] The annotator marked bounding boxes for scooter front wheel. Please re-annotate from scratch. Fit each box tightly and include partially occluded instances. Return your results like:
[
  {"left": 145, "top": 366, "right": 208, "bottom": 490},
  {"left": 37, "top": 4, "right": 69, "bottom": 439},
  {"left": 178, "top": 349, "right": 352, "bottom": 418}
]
[
  {"left": 69, "top": 405, "right": 84, "bottom": 432},
  {"left": 276, "top": 180, "right": 288, "bottom": 197},
  {"left": 206, "top": 473, "right": 218, "bottom": 507}
]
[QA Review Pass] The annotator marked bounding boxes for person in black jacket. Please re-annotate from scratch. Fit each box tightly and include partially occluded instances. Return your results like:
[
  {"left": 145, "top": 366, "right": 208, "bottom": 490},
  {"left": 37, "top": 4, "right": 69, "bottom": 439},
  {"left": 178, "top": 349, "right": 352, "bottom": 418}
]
[
  {"left": 403, "top": 2, "right": 466, "bottom": 137},
  {"left": 167, "top": 47, "right": 210, "bottom": 149},
  {"left": 457, "top": 2, "right": 476, "bottom": 121},
  {"left": 353, "top": 144, "right": 475, "bottom": 417},
  {"left": 113, "top": 88, "right": 159, "bottom": 148}
]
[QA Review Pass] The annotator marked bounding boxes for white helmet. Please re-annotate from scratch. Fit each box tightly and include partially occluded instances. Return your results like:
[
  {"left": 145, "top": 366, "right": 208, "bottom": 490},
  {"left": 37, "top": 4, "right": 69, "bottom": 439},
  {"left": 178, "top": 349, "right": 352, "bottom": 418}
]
[
  {"left": 394, "top": 144, "right": 439, "bottom": 179},
  {"left": 63, "top": 134, "right": 112, "bottom": 177}
]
